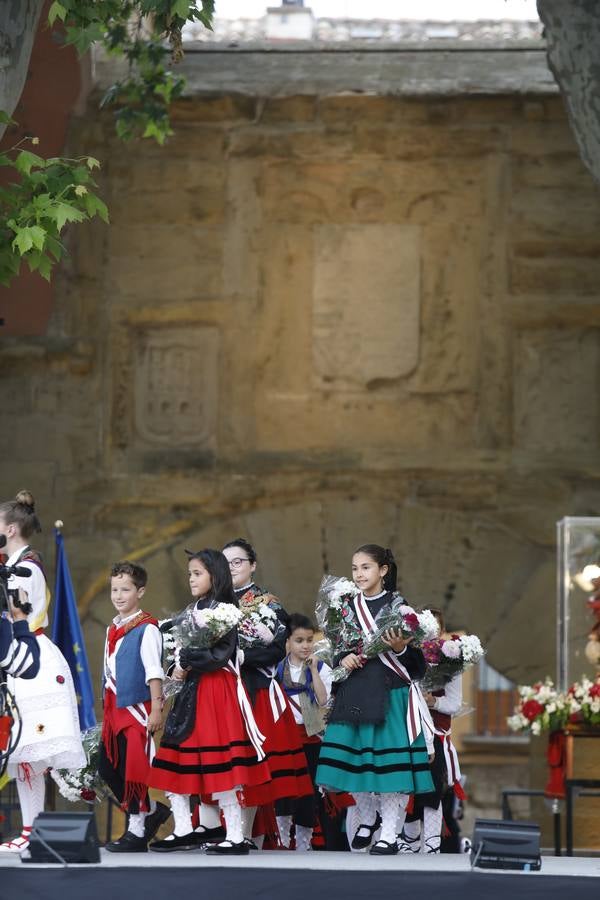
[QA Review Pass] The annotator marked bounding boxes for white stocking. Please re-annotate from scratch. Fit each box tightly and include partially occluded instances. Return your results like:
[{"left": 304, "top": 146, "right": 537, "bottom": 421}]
[
  {"left": 352, "top": 792, "right": 377, "bottom": 828},
  {"left": 379, "top": 793, "right": 406, "bottom": 845},
  {"left": 398, "top": 819, "right": 421, "bottom": 853},
  {"left": 128, "top": 812, "right": 147, "bottom": 838},
  {"left": 395, "top": 792, "right": 409, "bottom": 836},
  {"left": 276, "top": 815, "right": 292, "bottom": 846},
  {"left": 199, "top": 801, "right": 222, "bottom": 830},
  {"left": 167, "top": 792, "right": 192, "bottom": 836},
  {"left": 422, "top": 803, "right": 442, "bottom": 853},
  {"left": 240, "top": 805, "right": 257, "bottom": 840},
  {"left": 295, "top": 824, "right": 313, "bottom": 852},
  {"left": 16, "top": 769, "right": 45, "bottom": 829},
  {"left": 215, "top": 789, "right": 243, "bottom": 844}
]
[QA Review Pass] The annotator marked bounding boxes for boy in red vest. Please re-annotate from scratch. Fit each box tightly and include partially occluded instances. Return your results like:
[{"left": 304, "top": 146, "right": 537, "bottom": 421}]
[{"left": 99, "top": 561, "right": 170, "bottom": 852}]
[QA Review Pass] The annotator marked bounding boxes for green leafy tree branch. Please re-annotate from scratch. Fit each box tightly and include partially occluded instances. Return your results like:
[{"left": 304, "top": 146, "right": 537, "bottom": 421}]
[
  {"left": 0, "top": 112, "right": 108, "bottom": 286},
  {"left": 0, "top": 2, "right": 214, "bottom": 287},
  {"left": 48, "top": 1, "right": 215, "bottom": 144}
]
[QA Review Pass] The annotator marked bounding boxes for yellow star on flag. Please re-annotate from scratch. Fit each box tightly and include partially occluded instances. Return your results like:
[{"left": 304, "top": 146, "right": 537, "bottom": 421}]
[{"left": 73, "top": 642, "right": 81, "bottom": 655}]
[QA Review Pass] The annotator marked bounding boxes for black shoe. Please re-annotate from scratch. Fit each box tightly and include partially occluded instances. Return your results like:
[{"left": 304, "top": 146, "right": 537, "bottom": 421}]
[
  {"left": 370, "top": 839, "right": 399, "bottom": 856},
  {"left": 205, "top": 840, "right": 250, "bottom": 856},
  {"left": 105, "top": 831, "right": 148, "bottom": 853},
  {"left": 193, "top": 825, "right": 226, "bottom": 846},
  {"left": 144, "top": 802, "right": 172, "bottom": 840},
  {"left": 351, "top": 812, "right": 382, "bottom": 850},
  {"left": 149, "top": 832, "right": 199, "bottom": 852},
  {"left": 242, "top": 838, "right": 259, "bottom": 851}
]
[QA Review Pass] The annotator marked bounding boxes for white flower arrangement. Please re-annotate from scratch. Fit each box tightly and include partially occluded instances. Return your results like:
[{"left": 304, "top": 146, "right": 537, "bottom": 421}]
[
  {"left": 459, "top": 634, "right": 485, "bottom": 664},
  {"left": 327, "top": 577, "right": 359, "bottom": 606},
  {"left": 416, "top": 609, "right": 441, "bottom": 642}
]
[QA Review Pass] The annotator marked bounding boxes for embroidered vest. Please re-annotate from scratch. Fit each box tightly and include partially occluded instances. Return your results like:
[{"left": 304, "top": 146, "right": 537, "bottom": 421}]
[{"left": 115, "top": 624, "right": 154, "bottom": 708}]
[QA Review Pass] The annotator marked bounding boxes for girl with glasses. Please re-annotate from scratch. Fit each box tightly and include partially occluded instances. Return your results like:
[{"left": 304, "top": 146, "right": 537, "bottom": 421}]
[{"left": 215, "top": 539, "right": 313, "bottom": 849}]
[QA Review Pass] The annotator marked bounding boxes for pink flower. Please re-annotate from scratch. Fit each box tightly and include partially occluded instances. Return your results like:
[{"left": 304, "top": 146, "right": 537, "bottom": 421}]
[
  {"left": 441, "top": 639, "right": 462, "bottom": 659},
  {"left": 192, "top": 609, "right": 208, "bottom": 627},
  {"left": 422, "top": 640, "right": 442, "bottom": 664}
]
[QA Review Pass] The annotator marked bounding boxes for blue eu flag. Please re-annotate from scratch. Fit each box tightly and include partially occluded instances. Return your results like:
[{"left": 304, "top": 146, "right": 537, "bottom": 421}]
[{"left": 52, "top": 528, "right": 96, "bottom": 730}]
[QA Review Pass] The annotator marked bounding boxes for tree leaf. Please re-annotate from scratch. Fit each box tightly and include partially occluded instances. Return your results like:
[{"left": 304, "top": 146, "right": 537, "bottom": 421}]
[
  {"left": 48, "top": 2, "right": 67, "bottom": 25},
  {"left": 53, "top": 202, "right": 86, "bottom": 232},
  {"left": 12, "top": 229, "right": 34, "bottom": 254},
  {"left": 86, "top": 157, "right": 101, "bottom": 170},
  {"left": 84, "top": 193, "right": 110, "bottom": 223},
  {"left": 25, "top": 250, "right": 53, "bottom": 281},
  {"left": 28, "top": 226, "right": 47, "bottom": 251},
  {"left": 14, "top": 150, "right": 46, "bottom": 175},
  {"left": 171, "top": 0, "right": 190, "bottom": 19},
  {"left": 0, "top": 111, "right": 15, "bottom": 126}
]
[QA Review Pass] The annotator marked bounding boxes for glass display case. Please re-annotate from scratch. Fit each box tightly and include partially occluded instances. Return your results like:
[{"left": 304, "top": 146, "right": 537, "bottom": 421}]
[{"left": 557, "top": 517, "right": 600, "bottom": 690}]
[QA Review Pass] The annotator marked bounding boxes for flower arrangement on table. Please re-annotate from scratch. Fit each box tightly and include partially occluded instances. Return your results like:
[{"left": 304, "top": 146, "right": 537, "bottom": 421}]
[
  {"left": 163, "top": 603, "right": 242, "bottom": 698},
  {"left": 420, "top": 633, "right": 485, "bottom": 691},
  {"left": 50, "top": 724, "right": 105, "bottom": 803},
  {"left": 314, "top": 574, "right": 440, "bottom": 683},
  {"left": 507, "top": 675, "right": 600, "bottom": 736}
]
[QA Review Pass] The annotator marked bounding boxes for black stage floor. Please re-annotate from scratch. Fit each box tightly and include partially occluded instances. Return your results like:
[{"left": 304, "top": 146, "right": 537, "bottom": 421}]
[{"left": 1, "top": 851, "right": 599, "bottom": 900}]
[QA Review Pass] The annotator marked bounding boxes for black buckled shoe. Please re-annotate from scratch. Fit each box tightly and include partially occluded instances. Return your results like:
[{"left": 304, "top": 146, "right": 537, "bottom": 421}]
[
  {"left": 204, "top": 840, "right": 250, "bottom": 856},
  {"left": 193, "top": 824, "right": 226, "bottom": 846},
  {"left": 149, "top": 832, "right": 199, "bottom": 852},
  {"left": 144, "top": 802, "right": 172, "bottom": 841},
  {"left": 370, "top": 839, "right": 399, "bottom": 855},
  {"left": 105, "top": 831, "right": 148, "bottom": 853},
  {"left": 351, "top": 812, "right": 382, "bottom": 850}
]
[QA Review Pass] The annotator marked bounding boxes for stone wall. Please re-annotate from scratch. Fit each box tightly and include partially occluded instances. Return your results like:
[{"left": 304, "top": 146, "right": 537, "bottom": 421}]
[{"left": 1, "top": 87, "right": 600, "bottom": 709}]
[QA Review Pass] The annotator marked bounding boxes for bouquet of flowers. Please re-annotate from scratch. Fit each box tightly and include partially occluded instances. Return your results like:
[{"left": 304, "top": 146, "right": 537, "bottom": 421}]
[
  {"left": 238, "top": 599, "right": 282, "bottom": 650},
  {"left": 316, "top": 578, "right": 441, "bottom": 683},
  {"left": 50, "top": 724, "right": 106, "bottom": 803},
  {"left": 163, "top": 602, "right": 242, "bottom": 698},
  {"left": 507, "top": 678, "right": 570, "bottom": 736},
  {"left": 421, "top": 633, "right": 485, "bottom": 691},
  {"left": 508, "top": 675, "right": 600, "bottom": 736},
  {"left": 565, "top": 675, "right": 600, "bottom": 727}
]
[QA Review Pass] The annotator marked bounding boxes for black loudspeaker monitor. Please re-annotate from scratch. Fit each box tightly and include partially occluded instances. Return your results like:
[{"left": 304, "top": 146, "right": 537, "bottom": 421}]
[
  {"left": 470, "top": 818, "right": 542, "bottom": 872},
  {"left": 25, "top": 811, "right": 100, "bottom": 864}
]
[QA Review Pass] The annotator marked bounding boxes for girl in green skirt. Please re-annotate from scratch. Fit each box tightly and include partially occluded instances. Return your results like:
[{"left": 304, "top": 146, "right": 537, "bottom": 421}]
[{"left": 316, "top": 544, "right": 434, "bottom": 855}]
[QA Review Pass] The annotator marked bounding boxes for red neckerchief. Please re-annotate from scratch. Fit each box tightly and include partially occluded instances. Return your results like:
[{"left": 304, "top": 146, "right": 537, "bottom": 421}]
[{"left": 107, "top": 610, "right": 157, "bottom": 656}]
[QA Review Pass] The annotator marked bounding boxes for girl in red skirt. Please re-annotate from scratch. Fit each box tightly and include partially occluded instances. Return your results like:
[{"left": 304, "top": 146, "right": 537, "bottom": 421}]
[
  {"left": 221, "top": 539, "right": 313, "bottom": 847},
  {"left": 149, "top": 549, "right": 271, "bottom": 856}
]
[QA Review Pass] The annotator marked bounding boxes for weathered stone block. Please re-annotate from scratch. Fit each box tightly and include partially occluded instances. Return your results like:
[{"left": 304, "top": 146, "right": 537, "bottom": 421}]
[
  {"left": 107, "top": 225, "right": 223, "bottom": 299},
  {"left": 513, "top": 328, "right": 600, "bottom": 452},
  {"left": 261, "top": 96, "right": 317, "bottom": 124},
  {"left": 312, "top": 223, "right": 421, "bottom": 388}
]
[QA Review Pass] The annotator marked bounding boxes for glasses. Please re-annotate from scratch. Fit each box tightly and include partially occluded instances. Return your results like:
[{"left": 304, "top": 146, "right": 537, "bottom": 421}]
[{"left": 228, "top": 558, "right": 250, "bottom": 568}]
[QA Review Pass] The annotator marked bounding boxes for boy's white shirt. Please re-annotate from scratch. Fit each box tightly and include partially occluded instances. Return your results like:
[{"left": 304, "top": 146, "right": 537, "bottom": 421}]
[
  {"left": 104, "top": 611, "right": 164, "bottom": 685},
  {"left": 286, "top": 658, "right": 333, "bottom": 726},
  {"left": 432, "top": 673, "right": 462, "bottom": 716}
]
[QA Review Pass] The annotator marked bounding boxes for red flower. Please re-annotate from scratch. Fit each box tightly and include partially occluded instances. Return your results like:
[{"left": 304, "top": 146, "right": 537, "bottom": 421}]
[
  {"left": 522, "top": 699, "right": 544, "bottom": 721},
  {"left": 403, "top": 613, "right": 419, "bottom": 632},
  {"left": 80, "top": 789, "right": 96, "bottom": 802},
  {"left": 589, "top": 682, "right": 600, "bottom": 698}
]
